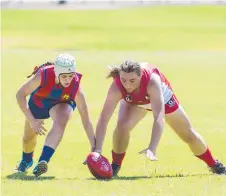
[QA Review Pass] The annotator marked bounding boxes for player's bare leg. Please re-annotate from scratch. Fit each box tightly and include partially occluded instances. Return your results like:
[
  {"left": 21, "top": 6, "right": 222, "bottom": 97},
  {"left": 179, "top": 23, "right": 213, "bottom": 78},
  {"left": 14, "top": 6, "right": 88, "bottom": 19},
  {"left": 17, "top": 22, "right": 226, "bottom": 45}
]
[
  {"left": 166, "top": 106, "right": 207, "bottom": 155},
  {"left": 15, "top": 119, "right": 41, "bottom": 172},
  {"left": 33, "top": 103, "right": 73, "bottom": 177},
  {"left": 166, "top": 105, "right": 226, "bottom": 175},
  {"left": 47, "top": 103, "right": 73, "bottom": 148},
  {"left": 23, "top": 119, "right": 40, "bottom": 153},
  {"left": 112, "top": 100, "right": 147, "bottom": 176}
]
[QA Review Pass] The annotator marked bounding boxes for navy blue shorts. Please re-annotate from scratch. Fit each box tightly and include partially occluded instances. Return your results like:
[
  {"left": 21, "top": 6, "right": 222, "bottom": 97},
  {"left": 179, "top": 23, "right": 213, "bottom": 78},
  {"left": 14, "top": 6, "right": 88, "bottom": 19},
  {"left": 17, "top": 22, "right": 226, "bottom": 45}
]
[{"left": 28, "top": 98, "right": 76, "bottom": 119}]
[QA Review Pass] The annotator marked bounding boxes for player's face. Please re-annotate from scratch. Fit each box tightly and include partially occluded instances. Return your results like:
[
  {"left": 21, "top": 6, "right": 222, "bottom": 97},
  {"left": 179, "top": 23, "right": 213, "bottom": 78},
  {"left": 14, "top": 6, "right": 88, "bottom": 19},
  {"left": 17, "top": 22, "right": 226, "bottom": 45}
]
[
  {"left": 59, "top": 73, "right": 75, "bottom": 87},
  {"left": 120, "top": 71, "right": 141, "bottom": 93}
]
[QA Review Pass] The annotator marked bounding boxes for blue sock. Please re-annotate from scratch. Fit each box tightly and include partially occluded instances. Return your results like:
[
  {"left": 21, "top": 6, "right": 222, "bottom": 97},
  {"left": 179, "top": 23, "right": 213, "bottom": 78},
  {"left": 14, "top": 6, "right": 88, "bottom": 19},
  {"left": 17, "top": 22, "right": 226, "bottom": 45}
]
[
  {"left": 38, "top": 146, "right": 55, "bottom": 163},
  {"left": 22, "top": 152, "right": 33, "bottom": 163}
]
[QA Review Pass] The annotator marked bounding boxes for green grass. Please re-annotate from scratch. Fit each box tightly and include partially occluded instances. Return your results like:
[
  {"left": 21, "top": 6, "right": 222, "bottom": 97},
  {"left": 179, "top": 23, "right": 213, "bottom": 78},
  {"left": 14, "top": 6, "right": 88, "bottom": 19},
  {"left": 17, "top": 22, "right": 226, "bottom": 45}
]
[
  {"left": 2, "top": 5, "right": 226, "bottom": 196},
  {"left": 2, "top": 6, "right": 226, "bottom": 51}
]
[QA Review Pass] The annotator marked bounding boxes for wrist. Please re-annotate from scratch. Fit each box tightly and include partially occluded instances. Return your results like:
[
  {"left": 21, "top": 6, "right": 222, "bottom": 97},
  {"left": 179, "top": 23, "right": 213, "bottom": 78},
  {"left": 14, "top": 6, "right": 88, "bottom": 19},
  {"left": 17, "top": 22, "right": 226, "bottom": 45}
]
[
  {"left": 25, "top": 110, "right": 35, "bottom": 122},
  {"left": 27, "top": 116, "right": 35, "bottom": 123},
  {"left": 90, "top": 138, "right": 96, "bottom": 148},
  {"left": 94, "top": 149, "right": 102, "bottom": 154},
  {"left": 90, "top": 146, "right": 95, "bottom": 152}
]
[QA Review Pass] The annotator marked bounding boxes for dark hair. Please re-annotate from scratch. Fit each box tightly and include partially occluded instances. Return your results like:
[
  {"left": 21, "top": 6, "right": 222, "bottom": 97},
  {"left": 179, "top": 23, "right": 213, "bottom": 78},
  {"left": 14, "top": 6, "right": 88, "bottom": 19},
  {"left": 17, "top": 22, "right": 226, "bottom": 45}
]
[
  {"left": 27, "top": 61, "right": 54, "bottom": 78},
  {"left": 106, "top": 60, "right": 141, "bottom": 79}
]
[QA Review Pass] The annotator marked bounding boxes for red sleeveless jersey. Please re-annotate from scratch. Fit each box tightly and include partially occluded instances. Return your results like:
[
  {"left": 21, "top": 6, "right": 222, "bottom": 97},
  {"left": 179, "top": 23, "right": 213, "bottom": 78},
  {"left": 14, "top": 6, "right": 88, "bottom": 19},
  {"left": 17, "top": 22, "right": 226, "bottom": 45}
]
[
  {"left": 114, "top": 63, "right": 174, "bottom": 106},
  {"left": 31, "top": 65, "right": 82, "bottom": 108}
]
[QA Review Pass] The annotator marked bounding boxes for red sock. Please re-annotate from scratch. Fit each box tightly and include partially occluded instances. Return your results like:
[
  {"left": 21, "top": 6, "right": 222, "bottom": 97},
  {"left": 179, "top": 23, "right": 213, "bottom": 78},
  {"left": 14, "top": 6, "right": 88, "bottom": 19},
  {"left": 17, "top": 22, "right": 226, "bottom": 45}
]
[
  {"left": 196, "top": 147, "right": 216, "bottom": 167},
  {"left": 112, "top": 150, "right": 126, "bottom": 166}
]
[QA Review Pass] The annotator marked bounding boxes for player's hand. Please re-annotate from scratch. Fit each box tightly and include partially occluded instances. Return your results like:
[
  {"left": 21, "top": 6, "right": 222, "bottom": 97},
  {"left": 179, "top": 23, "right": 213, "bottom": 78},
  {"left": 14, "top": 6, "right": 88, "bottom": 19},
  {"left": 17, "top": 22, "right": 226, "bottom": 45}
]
[
  {"left": 29, "top": 119, "right": 47, "bottom": 135},
  {"left": 83, "top": 147, "right": 97, "bottom": 165},
  {"left": 138, "top": 148, "right": 158, "bottom": 161}
]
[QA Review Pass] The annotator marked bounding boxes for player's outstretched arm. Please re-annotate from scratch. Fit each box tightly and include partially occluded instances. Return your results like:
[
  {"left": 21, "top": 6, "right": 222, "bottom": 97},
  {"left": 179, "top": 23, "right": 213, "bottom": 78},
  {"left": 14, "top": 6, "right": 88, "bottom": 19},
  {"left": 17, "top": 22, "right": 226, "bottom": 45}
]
[
  {"left": 75, "top": 87, "right": 96, "bottom": 150},
  {"left": 140, "top": 74, "right": 165, "bottom": 160},
  {"left": 95, "top": 82, "right": 121, "bottom": 153}
]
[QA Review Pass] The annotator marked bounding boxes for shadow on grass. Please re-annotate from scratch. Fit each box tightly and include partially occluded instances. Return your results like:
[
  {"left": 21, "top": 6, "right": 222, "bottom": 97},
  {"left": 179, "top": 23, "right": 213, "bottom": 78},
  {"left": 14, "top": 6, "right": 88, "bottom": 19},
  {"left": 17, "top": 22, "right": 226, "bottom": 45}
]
[
  {"left": 5, "top": 172, "right": 55, "bottom": 181},
  {"left": 5, "top": 172, "right": 213, "bottom": 181},
  {"left": 86, "top": 173, "right": 212, "bottom": 181},
  {"left": 115, "top": 173, "right": 212, "bottom": 180}
]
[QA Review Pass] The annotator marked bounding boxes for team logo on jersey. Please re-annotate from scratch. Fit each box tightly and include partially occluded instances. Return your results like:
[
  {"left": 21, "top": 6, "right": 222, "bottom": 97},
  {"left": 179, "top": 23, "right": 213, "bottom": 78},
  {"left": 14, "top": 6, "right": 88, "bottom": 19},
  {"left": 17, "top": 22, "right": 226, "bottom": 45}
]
[
  {"left": 166, "top": 98, "right": 175, "bottom": 107},
  {"left": 62, "top": 94, "right": 70, "bottom": 100},
  {"left": 125, "top": 94, "right": 132, "bottom": 102}
]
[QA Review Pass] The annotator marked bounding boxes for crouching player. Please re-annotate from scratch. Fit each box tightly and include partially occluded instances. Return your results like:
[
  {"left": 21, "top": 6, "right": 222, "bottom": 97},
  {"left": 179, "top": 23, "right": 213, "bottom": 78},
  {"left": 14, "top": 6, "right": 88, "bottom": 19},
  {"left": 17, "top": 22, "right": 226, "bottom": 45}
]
[
  {"left": 15, "top": 53, "right": 95, "bottom": 177},
  {"left": 94, "top": 60, "right": 226, "bottom": 176}
]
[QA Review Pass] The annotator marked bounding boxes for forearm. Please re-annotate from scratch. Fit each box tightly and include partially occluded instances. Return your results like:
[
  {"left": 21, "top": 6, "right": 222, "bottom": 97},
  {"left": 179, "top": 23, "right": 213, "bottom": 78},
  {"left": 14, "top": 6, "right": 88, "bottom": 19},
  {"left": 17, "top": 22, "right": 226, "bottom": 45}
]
[
  {"left": 16, "top": 93, "right": 34, "bottom": 122},
  {"left": 82, "top": 120, "right": 96, "bottom": 149},
  {"left": 95, "top": 119, "right": 108, "bottom": 152},
  {"left": 149, "top": 119, "right": 164, "bottom": 154}
]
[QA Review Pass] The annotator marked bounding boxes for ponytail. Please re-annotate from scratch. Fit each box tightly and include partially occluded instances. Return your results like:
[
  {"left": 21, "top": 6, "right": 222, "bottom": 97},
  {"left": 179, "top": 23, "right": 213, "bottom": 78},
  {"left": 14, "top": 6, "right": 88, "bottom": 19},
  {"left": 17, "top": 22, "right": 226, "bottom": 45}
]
[
  {"left": 27, "top": 61, "right": 54, "bottom": 78},
  {"left": 106, "top": 65, "right": 120, "bottom": 79}
]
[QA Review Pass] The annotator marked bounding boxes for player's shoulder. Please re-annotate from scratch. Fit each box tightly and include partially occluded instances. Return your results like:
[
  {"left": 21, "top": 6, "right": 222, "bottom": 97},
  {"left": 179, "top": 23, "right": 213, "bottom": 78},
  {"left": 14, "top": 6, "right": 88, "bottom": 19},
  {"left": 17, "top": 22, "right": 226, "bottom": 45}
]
[
  {"left": 41, "top": 65, "right": 55, "bottom": 79},
  {"left": 43, "top": 65, "right": 54, "bottom": 71},
  {"left": 109, "top": 80, "right": 121, "bottom": 95},
  {"left": 111, "top": 80, "right": 120, "bottom": 90},
  {"left": 27, "top": 68, "right": 42, "bottom": 87},
  {"left": 147, "top": 73, "right": 162, "bottom": 92},
  {"left": 33, "top": 68, "right": 42, "bottom": 80},
  {"left": 36, "top": 65, "right": 54, "bottom": 76}
]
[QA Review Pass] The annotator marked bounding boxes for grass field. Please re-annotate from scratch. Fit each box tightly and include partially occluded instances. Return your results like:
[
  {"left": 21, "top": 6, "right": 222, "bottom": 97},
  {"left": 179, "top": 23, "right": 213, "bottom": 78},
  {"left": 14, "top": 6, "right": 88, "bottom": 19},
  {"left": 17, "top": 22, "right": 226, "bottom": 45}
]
[{"left": 1, "top": 5, "right": 226, "bottom": 196}]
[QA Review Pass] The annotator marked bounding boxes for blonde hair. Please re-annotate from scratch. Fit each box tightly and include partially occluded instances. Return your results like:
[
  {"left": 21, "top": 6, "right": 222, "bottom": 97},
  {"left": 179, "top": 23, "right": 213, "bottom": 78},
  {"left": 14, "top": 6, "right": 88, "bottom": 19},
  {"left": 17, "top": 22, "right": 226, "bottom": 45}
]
[{"left": 106, "top": 60, "right": 141, "bottom": 79}]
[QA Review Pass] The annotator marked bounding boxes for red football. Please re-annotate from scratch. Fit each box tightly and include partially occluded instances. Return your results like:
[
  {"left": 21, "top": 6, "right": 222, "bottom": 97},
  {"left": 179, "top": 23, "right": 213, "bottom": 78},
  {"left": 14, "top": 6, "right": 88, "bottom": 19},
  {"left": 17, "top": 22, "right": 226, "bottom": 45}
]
[{"left": 86, "top": 152, "right": 113, "bottom": 179}]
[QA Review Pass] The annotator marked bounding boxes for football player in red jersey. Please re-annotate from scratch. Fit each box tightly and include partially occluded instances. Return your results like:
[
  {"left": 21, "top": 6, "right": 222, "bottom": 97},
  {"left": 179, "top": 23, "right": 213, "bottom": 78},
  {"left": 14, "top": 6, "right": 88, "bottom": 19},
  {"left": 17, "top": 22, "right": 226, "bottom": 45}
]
[
  {"left": 94, "top": 60, "right": 226, "bottom": 176},
  {"left": 15, "top": 54, "right": 95, "bottom": 177}
]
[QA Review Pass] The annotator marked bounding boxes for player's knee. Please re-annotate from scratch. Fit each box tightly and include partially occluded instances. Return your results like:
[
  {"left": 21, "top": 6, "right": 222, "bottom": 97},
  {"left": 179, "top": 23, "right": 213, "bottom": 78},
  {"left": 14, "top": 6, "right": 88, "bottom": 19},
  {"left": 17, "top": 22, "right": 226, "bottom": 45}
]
[{"left": 23, "top": 136, "right": 36, "bottom": 144}]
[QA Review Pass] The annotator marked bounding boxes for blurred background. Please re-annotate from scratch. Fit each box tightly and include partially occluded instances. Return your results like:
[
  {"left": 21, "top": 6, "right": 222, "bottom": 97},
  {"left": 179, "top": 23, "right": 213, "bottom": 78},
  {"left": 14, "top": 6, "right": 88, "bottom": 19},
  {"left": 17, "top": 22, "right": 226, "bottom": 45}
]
[{"left": 2, "top": 0, "right": 226, "bottom": 9}]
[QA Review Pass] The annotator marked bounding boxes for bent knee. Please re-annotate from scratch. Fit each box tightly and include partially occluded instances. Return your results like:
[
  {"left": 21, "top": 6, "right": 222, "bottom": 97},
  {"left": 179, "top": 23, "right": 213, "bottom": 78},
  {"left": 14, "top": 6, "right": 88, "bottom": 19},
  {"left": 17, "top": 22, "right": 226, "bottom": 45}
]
[{"left": 23, "top": 136, "right": 36, "bottom": 144}]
